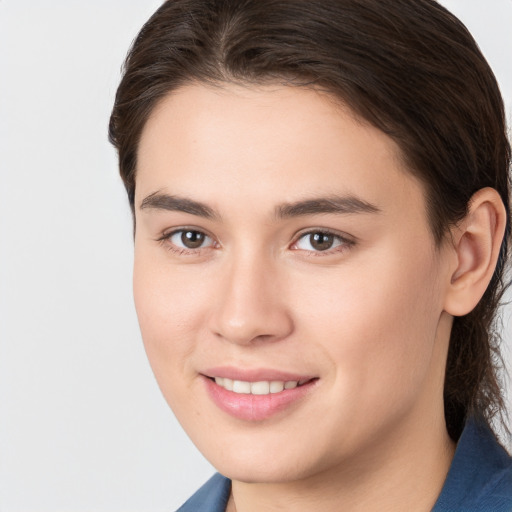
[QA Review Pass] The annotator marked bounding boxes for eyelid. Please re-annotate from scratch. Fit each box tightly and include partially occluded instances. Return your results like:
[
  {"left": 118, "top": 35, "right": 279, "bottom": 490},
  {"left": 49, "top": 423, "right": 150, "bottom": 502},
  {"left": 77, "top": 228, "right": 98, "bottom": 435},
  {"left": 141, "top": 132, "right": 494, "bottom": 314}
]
[
  {"left": 158, "top": 225, "right": 214, "bottom": 240},
  {"left": 157, "top": 226, "right": 218, "bottom": 254},
  {"left": 290, "top": 228, "right": 356, "bottom": 254},
  {"left": 156, "top": 226, "right": 355, "bottom": 256}
]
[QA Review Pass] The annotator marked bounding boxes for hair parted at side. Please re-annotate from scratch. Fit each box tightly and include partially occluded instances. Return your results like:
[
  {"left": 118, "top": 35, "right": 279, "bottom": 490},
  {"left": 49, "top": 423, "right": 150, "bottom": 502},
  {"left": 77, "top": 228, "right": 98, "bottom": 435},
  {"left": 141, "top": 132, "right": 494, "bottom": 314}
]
[{"left": 109, "top": 0, "right": 511, "bottom": 441}]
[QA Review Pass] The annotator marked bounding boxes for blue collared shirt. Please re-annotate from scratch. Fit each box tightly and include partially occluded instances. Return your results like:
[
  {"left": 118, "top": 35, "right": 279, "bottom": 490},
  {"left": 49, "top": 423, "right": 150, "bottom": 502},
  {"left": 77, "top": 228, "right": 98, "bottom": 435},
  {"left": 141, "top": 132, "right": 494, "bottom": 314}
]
[{"left": 177, "top": 418, "right": 512, "bottom": 511}]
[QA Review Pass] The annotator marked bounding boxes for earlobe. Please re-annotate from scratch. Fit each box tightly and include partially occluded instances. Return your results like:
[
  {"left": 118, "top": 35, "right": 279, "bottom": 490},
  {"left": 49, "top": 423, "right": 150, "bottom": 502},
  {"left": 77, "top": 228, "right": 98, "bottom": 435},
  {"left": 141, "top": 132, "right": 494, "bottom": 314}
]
[{"left": 443, "top": 187, "right": 507, "bottom": 317}]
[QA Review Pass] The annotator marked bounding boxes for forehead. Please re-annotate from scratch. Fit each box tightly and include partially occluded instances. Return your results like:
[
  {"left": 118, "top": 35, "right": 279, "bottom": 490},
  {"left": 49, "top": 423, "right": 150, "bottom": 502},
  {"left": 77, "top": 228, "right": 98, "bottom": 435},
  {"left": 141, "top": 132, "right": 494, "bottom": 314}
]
[{"left": 136, "top": 83, "right": 428, "bottom": 227}]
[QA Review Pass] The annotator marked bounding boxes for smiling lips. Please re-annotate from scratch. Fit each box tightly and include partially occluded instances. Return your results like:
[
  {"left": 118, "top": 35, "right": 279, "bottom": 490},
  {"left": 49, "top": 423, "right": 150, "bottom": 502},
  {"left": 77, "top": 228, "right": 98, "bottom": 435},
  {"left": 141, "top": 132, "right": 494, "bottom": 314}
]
[
  {"left": 214, "top": 377, "right": 307, "bottom": 395},
  {"left": 203, "top": 370, "right": 317, "bottom": 421}
]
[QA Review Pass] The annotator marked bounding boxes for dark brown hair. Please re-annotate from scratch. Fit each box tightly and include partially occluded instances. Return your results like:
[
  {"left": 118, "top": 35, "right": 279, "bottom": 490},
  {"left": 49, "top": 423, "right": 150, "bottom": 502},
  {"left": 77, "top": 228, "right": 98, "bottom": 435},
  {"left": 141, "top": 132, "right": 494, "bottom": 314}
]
[{"left": 109, "top": 0, "right": 511, "bottom": 440}]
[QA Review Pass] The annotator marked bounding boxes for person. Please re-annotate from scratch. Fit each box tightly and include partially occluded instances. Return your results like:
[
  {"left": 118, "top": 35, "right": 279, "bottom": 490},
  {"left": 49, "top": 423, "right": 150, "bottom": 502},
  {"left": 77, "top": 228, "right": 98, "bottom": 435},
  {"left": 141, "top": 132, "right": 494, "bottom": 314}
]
[{"left": 109, "top": 0, "right": 512, "bottom": 510}]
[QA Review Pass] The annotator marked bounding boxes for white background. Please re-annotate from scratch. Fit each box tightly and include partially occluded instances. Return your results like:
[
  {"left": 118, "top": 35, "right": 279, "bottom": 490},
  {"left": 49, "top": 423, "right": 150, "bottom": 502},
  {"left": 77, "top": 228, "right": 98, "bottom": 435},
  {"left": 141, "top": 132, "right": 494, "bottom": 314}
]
[{"left": 0, "top": 1, "right": 510, "bottom": 511}]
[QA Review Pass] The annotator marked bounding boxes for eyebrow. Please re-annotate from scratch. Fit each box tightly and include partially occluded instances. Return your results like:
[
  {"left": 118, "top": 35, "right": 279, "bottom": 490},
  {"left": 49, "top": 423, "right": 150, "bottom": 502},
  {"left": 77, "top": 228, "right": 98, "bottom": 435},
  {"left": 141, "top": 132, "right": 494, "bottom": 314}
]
[
  {"left": 140, "top": 192, "right": 219, "bottom": 220},
  {"left": 139, "top": 192, "right": 380, "bottom": 220},
  {"left": 275, "top": 195, "right": 380, "bottom": 219}
]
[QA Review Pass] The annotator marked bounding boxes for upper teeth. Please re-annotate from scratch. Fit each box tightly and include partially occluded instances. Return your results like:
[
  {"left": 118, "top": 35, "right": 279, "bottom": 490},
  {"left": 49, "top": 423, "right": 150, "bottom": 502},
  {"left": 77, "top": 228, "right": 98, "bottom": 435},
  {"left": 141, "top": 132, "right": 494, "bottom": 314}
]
[{"left": 214, "top": 377, "right": 299, "bottom": 395}]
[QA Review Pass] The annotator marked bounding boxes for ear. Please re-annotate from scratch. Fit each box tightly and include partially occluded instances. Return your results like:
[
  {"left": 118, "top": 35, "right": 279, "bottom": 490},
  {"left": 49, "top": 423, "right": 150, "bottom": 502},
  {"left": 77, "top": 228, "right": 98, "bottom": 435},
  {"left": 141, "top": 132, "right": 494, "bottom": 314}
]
[{"left": 443, "top": 187, "right": 507, "bottom": 317}]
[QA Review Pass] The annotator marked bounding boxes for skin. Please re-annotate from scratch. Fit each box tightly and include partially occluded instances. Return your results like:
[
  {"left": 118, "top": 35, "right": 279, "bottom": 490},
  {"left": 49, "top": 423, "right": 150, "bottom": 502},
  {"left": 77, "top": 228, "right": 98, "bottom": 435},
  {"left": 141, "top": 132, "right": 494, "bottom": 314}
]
[{"left": 132, "top": 83, "right": 500, "bottom": 511}]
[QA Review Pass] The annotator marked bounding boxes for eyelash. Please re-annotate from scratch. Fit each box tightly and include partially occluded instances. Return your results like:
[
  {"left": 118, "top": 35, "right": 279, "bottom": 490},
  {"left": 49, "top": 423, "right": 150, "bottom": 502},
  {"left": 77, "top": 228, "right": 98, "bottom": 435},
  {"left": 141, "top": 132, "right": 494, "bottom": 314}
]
[
  {"left": 157, "top": 228, "right": 217, "bottom": 256},
  {"left": 291, "top": 229, "right": 355, "bottom": 255},
  {"left": 157, "top": 228, "right": 355, "bottom": 257}
]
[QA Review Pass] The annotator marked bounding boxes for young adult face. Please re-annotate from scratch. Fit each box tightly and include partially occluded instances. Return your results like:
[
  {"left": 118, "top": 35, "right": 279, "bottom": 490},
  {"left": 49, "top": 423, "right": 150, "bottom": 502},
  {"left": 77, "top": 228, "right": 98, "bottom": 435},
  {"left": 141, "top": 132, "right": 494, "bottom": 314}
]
[{"left": 133, "top": 84, "right": 456, "bottom": 484}]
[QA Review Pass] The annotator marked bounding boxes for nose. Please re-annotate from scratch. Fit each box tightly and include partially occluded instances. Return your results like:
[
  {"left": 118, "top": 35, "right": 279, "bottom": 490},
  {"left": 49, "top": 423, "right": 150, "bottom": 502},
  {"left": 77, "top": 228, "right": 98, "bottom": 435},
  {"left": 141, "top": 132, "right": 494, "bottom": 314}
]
[{"left": 208, "top": 255, "right": 294, "bottom": 345}]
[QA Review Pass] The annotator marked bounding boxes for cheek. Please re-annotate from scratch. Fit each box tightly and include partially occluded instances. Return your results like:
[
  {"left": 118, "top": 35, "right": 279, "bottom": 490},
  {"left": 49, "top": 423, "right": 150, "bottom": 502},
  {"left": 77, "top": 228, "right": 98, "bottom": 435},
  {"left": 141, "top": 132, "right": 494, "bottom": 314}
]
[
  {"left": 132, "top": 250, "right": 211, "bottom": 393},
  {"left": 133, "top": 242, "right": 213, "bottom": 329},
  {"left": 295, "top": 245, "right": 443, "bottom": 412}
]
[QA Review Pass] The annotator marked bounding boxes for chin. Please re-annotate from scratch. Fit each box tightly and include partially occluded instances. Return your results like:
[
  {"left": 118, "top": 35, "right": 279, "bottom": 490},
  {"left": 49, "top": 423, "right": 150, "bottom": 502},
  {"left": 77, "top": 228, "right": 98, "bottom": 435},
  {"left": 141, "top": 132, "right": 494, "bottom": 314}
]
[
  {"left": 216, "top": 458, "right": 312, "bottom": 485},
  {"left": 199, "top": 433, "right": 330, "bottom": 485}
]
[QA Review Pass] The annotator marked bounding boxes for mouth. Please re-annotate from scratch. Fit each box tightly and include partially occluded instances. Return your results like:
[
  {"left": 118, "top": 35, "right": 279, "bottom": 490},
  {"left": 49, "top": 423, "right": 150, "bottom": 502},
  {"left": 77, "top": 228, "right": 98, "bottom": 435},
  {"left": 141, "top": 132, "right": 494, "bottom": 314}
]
[
  {"left": 207, "top": 376, "right": 314, "bottom": 395},
  {"left": 201, "top": 369, "right": 318, "bottom": 421}
]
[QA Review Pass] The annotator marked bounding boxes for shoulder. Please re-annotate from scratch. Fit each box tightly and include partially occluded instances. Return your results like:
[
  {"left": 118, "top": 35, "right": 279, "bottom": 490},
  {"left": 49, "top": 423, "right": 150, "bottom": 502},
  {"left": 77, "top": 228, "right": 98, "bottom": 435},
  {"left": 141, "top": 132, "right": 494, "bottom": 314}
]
[
  {"left": 176, "top": 473, "right": 231, "bottom": 512},
  {"left": 433, "top": 417, "right": 512, "bottom": 511}
]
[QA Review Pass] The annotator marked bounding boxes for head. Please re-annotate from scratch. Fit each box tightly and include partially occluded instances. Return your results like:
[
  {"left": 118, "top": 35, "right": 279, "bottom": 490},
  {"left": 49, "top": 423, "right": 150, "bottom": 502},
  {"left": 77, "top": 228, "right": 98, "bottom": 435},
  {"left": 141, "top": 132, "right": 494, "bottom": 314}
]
[{"left": 109, "top": 0, "right": 510, "bottom": 474}]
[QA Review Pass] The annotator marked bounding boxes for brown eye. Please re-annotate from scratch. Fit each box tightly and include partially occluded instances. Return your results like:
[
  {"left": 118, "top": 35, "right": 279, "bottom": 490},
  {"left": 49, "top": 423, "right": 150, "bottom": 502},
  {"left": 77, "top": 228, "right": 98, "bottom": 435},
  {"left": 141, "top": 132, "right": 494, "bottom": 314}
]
[
  {"left": 181, "top": 230, "right": 205, "bottom": 248},
  {"left": 168, "top": 229, "right": 214, "bottom": 250},
  {"left": 309, "top": 233, "right": 334, "bottom": 251},
  {"left": 294, "top": 231, "right": 348, "bottom": 252}
]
